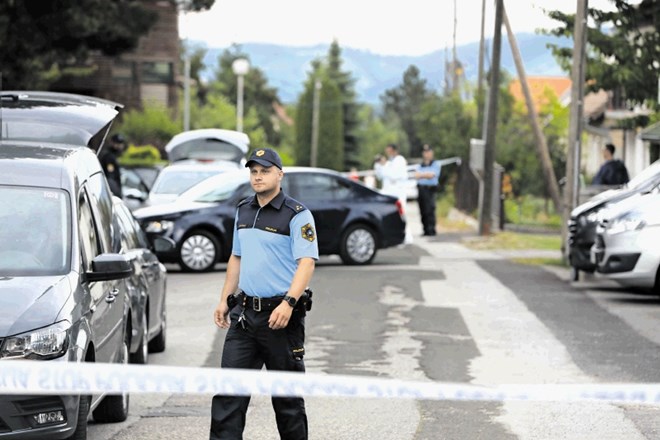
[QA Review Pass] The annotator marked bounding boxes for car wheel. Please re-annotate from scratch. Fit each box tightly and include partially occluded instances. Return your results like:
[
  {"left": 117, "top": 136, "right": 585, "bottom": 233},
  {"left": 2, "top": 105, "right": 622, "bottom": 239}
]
[
  {"left": 129, "top": 308, "right": 148, "bottom": 364},
  {"left": 148, "top": 304, "right": 166, "bottom": 353},
  {"left": 68, "top": 395, "right": 90, "bottom": 440},
  {"left": 654, "top": 266, "right": 660, "bottom": 296},
  {"left": 92, "top": 338, "right": 130, "bottom": 423},
  {"left": 570, "top": 266, "right": 580, "bottom": 282},
  {"left": 339, "top": 224, "right": 377, "bottom": 265},
  {"left": 178, "top": 229, "right": 220, "bottom": 272}
]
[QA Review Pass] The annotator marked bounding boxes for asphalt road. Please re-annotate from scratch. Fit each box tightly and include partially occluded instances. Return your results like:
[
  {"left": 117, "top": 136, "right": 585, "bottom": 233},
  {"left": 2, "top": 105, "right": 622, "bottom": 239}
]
[{"left": 89, "top": 202, "right": 660, "bottom": 439}]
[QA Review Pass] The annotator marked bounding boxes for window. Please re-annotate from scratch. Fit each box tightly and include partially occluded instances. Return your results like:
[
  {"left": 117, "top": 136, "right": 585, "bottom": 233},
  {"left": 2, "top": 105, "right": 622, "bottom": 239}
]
[
  {"left": 0, "top": 186, "right": 71, "bottom": 276},
  {"left": 79, "top": 193, "right": 100, "bottom": 271},
  {"left": 141, "top": 61, "right": 174, "bottom": 84},
  {"left": 287, "top": 173, "right": 352, "bottom": 201},
  {"left": 86, "top": 173, "right": 115, "bottom": 253}
]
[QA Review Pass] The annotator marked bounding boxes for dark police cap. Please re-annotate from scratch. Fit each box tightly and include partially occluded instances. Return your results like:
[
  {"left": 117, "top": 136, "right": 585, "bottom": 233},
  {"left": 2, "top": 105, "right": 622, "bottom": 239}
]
[{"left": 245, "top": 148, "right": 282, "bottom": 169}]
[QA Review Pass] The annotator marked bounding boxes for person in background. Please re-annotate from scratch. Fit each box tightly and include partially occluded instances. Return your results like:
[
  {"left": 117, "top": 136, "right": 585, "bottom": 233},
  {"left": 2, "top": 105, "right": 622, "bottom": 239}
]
[
  {"left": 374, "top": 143, "right": 408, "bottom": 209},
  {"left": 100, "top": 133, "right": 126, "bottom": 197},
  {"left": 374, "top": 143, "right": 412, "bottom": 244},
  {"left": 414, "top": 144, "right": 441, "bottom": 236},
  {"left": 592, "top": 143, "right": 629, "bottom": 186}
]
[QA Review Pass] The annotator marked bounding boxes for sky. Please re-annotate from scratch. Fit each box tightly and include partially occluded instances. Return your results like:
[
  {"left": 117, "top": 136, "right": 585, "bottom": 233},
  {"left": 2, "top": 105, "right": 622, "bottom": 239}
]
[{"left": 178, "top": 0, "right": 617, "bottom": 56}]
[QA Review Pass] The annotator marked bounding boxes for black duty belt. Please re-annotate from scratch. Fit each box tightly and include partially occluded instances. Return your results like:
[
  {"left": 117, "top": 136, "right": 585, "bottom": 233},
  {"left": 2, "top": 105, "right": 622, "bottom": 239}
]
[{"left": 238, "top": 292, "right": 285, "bottom": 312}]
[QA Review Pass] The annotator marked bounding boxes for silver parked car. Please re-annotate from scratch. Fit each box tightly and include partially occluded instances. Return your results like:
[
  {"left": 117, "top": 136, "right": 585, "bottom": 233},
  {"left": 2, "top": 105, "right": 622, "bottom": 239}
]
[
  {"left": 590, "top": 191, "right": 660, "bottom": 291},
  {"left": 112, "top": 197, "right": 173, "bottom": 364}
]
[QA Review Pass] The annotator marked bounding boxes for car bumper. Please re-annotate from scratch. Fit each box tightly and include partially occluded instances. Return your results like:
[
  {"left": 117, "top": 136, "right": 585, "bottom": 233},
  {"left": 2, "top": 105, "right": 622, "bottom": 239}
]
[
  {"left": 568, "top": 216, "right": 597, "bottom": 272},
  {"left": 0, "top": 394, "right": 79, "bottom": 439},
  {"left": 590, "top": 228, "right": 660, "bottom": 288}
]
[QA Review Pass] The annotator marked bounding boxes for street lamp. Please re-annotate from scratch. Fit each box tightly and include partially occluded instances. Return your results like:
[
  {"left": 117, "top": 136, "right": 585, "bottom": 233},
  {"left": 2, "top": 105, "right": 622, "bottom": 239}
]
[{"left": 231, "top": 58, "right": 250, "bottom": 132}]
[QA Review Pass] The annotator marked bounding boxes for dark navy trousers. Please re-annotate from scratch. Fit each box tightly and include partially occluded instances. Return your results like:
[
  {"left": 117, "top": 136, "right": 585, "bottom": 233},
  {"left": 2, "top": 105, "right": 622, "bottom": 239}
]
[
  {"left": 210, "top": 305, "right": 307, "bottom": 440},
  {"left": 417, "top": 185, "right": 438, "bottom": 235}
]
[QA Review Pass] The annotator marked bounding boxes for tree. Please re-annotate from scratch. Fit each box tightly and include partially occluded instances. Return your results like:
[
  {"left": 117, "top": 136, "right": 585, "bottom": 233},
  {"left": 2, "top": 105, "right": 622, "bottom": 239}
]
[
  {"left": 214, "top": 46, "right": 282, "bottom": 146},
  {"left": 545, "top": 0, "right": 660, "bottom": 108},
  {"left": 416, "top": 92, "right": 477, "bottom": 160},
  {"left": 381, "top": 65, "right": 434, "bottom": 157},
  {"left": 181, "top": 42, "right": 211, "bottom": 103},
  {"left": 354, "top": 105, "right": 401, "bottom": 168},
  {"left": 0, "top": 1, "right": 216, "bottom": 90},
  {"left": 295, "top": 62, "right": 344, "bottom": 169},
  {"left": 497, "top": 88, "right": 568, "bottom": 198},
  {"left": 326, "top": 41, "right": 362, "bottom": 171}
]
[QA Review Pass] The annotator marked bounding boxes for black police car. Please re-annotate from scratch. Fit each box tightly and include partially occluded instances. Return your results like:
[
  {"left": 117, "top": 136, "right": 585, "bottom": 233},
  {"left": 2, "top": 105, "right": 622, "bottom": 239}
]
[
  {"left": 133, "top": 167, "right": 407, "bottom": 272},
  {"left": 568, "top": 159, "right": 660, "bottom": 280}
]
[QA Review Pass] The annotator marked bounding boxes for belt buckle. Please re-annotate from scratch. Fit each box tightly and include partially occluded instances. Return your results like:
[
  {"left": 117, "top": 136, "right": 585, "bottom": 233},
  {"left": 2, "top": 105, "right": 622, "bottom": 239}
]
[{"left": 252, "top": 297, "right": 261, "bottom": 312}]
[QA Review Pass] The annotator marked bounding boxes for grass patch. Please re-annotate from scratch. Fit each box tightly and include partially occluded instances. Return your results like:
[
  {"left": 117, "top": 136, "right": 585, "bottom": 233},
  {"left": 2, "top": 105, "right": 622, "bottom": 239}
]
[
  {"left": 504, "top": 196, "right": 561, "bottom": 228},
  {"left": 462, "top": 231, "right": 561, "bottom": 250},
  {"left": 511, "top": 257, "right": 567, "bottom": 267}
]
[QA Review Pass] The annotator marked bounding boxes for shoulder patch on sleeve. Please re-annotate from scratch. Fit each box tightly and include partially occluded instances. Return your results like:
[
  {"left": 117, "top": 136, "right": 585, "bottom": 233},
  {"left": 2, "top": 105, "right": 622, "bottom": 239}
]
[{"left": 301, "top": 223, "right": 316, "bottom": 242}]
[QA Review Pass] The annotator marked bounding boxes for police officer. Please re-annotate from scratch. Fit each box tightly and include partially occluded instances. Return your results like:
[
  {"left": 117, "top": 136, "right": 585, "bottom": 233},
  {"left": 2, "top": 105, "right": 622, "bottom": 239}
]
[
  {"left": 100, "top": 133, "right": 125, "bottom": 197},
  {"left": 414, "top": 144, "right": 442, "bottom": 236},
  {"left": 210, "top": 147, "right": 318, "bottom": 440}
]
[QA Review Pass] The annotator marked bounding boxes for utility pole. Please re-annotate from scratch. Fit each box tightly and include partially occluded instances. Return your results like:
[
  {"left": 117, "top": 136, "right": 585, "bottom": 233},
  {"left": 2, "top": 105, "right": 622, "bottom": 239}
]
[
  {"left": 452, "top": 0, "right": 458, "bottom": 93},
  {"left": 561, "top": 0, "right": 589, "bottom": 259},
  {"left": 183, "top": 54, "right": 191, "bottom": 131},
  {"left": 502, "top": 5, "right": 562, "bottom": 213},
  {"left": 479, "top": 0, "right": 504, "bottom": 236},
  {"left": 477, "top": 0, "right": 487, "bottom": 131},
  {"left": 310, "top": 79, "right": 322, "bottom": 167}
]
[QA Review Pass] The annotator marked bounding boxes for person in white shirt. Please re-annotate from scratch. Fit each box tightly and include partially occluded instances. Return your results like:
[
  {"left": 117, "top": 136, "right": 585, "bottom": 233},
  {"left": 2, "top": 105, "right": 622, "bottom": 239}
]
[
  {"left": 374, "top": 143, "right": 413, "bottom": 244},
  {"left": 374, "top": 143, "right": 408, "bottom": 207}
]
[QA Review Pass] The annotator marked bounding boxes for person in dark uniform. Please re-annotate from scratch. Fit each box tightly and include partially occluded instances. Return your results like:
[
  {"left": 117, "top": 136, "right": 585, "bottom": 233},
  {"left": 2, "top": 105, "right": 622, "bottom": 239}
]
[
  {"left": 210, "top": 147, "right": 318, "bottom": 440},
  {"left": 414, "top": 144, "right": 442, "bottom": 236},
  {"left": 100, "top": 133, "right": 126, "bottom": 197}
]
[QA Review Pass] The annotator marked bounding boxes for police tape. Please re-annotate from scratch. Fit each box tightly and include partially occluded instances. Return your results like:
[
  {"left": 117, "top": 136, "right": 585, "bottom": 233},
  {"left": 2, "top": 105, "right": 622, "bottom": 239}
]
[{"left": 2, "top": 360, "right": 660, "bottom": 405}]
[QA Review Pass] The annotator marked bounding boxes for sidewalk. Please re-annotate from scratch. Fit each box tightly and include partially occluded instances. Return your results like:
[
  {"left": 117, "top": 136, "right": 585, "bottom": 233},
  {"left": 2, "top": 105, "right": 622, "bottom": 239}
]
[{"left": 405, "top": 201, "right": 564, "bottom": 262}]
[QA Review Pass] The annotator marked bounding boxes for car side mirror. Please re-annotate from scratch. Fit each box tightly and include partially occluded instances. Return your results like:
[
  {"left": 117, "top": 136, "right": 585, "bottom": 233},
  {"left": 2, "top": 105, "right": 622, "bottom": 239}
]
[
  {"left": 124, "top": 188, "right": 147, "bottom": 201},
  {"left": 87, "top": 253, "right": 132, "bottom": 282}
]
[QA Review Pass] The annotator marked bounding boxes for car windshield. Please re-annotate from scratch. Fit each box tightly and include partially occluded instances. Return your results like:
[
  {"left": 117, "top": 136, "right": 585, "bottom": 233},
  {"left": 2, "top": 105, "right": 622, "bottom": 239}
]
[
  {"left": 151, "top": 169, "right": 222, "bottom": 195},
  {"left": 179, "top": 169, "right": 249, "bottom": 203},
  {"left": 0, "top": 186, "right": 71, "bottom": 276},
  {"left": 628, "top": 159, "right": 660, "bottom": 190}
]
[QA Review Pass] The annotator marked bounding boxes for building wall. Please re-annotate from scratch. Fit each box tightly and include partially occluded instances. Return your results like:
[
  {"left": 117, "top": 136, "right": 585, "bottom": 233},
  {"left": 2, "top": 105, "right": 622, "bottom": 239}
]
[{"left": 51, "top": 1, "right": 179, "bottom": 114}]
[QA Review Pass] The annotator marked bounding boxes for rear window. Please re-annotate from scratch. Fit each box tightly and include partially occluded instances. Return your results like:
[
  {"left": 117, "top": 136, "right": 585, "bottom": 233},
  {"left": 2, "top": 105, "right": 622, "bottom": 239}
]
[
  {"left": 151, "top": 169, "right": 222, "bottom": 195},
  {"left": 0, "top": 186, "right": 71, "bottom": 276}
]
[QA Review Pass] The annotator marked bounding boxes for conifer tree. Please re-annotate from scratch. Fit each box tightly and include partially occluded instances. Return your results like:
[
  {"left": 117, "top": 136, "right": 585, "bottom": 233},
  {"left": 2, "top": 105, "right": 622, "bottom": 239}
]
[{"left": 326, "top": 41, "right": 361, "bottom": 170}]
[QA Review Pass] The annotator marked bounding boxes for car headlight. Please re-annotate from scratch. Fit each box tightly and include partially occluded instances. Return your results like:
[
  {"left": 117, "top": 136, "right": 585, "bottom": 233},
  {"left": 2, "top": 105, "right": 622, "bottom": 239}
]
[
  {"left": 1, "top": 321, "right": 70, "bottom": 360},
  {"left": 606, "top": 214, "right": 645, "bottom": 236},
  {"left": 145, "top": 220, "right": 174, "bottom": 234},
  {"left": 586, "top": 211, "right": 600, "bottom": 223}
]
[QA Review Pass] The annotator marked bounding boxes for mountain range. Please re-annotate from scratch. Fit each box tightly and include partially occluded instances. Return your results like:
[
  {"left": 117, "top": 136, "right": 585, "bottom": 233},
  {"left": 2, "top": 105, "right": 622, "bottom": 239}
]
[{"left": 195, "top": 32, "right": 571, "bottom": 105}]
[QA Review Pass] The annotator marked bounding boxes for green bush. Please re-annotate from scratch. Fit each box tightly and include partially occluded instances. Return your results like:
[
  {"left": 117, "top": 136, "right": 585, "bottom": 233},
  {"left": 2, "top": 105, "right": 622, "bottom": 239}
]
[
  {"left": 118, "top": 144, "right": 167, "bottom": 167},
  {"left": 504, "top": 196, "right": 561, "bottom": 228},
  {"left": 115, "top": 102, "right": 181, "bottom": 148}
]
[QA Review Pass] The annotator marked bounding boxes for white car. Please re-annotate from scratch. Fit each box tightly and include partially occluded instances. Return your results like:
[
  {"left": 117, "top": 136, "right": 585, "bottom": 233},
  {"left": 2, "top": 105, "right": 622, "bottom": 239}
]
[
  {"left": 165, "top": 128, "right": 249, "bottom": 165},
  {"left": 146, "top": 162, "right": 239, "bottom": 206},
  {"left": 146, "top": 128, "right": 251, "bottom": 206},
  {"left": 590, "top": 191, "right": 660, "bottom": 290}
]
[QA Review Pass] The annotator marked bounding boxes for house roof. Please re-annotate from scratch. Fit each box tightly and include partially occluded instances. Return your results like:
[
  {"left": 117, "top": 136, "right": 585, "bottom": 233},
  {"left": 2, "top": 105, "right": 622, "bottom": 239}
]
[{"left": 509, "top": 76, "right": 572, "bottom": 109}]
